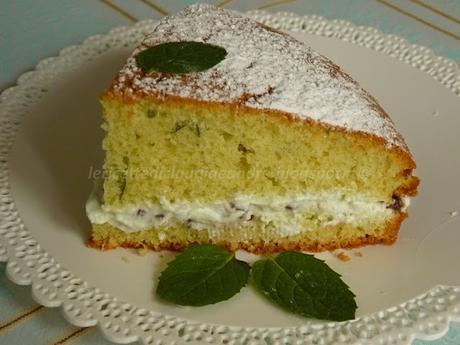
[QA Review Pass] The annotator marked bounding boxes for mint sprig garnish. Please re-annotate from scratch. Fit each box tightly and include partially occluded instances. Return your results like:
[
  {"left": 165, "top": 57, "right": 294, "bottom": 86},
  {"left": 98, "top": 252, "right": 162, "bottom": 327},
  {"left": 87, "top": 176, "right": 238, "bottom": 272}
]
[
  {"left": 156, "top": 246, "right": 357, "bottom": 321},
  {"left": 157, "top": 244, "right": 250, "bottom": 306},
  {"left": 251, "top": 252, "right": 357, "bottom": 321},
  {"left": 135, "top": 41, "right": 227, "bottom": 74}
]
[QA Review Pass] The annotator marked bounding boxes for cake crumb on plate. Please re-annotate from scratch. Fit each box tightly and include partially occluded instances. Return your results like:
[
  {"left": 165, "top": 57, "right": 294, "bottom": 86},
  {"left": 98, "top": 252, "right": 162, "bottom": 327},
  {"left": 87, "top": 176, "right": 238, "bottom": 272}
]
[
  {"left": 137, "top": 248, "right": 148, "bottom": 256},
  {"left": 334, "top": 252, "right": 351, "bottom": 262}
]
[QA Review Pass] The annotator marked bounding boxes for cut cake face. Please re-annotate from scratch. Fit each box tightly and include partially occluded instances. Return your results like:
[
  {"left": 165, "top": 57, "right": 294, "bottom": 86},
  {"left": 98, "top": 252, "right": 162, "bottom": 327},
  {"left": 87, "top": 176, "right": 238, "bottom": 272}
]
[{"left": 86, "top": 4, "right": 418, "bottom": 253}]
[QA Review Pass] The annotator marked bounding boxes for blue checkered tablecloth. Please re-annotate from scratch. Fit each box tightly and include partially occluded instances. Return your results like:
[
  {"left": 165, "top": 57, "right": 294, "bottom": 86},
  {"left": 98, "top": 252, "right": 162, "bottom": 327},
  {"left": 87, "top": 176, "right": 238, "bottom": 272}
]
[{"left": 1, "top": 1, "right": 459, "bottom": 344}]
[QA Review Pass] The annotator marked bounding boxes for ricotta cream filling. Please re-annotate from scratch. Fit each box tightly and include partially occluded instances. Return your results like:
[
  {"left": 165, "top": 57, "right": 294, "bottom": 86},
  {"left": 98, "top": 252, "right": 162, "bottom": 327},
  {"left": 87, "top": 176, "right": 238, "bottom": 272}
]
[{"left": 86, "top": 184, "right": 409, "bottom": 236}]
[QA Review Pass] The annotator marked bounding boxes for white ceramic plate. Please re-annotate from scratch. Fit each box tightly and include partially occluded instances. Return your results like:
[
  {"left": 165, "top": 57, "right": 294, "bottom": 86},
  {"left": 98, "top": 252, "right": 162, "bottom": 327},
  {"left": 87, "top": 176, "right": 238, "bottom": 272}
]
[{"left": 1, "top": 12, "right": 460, "bottom": 345}]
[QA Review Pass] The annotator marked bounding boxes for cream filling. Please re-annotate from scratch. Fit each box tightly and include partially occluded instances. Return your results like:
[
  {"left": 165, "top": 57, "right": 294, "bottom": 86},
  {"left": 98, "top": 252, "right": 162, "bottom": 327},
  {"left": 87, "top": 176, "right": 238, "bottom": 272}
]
[{"left": 86, "top": 184, "right": 409, "bottom": 237}]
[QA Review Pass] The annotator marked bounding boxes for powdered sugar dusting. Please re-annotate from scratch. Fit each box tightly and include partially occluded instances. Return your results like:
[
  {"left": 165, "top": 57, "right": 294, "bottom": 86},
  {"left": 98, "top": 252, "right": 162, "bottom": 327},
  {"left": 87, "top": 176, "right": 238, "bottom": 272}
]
[{"left": 112, "top": 3, "right": 407, "bottom": 150}]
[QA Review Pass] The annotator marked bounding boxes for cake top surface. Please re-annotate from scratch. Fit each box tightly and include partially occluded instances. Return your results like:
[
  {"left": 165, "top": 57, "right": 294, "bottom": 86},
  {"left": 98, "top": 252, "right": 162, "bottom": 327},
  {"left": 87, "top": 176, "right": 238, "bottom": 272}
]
[{"left": 112, "top": 3, "right": 407, "bottom": 151}]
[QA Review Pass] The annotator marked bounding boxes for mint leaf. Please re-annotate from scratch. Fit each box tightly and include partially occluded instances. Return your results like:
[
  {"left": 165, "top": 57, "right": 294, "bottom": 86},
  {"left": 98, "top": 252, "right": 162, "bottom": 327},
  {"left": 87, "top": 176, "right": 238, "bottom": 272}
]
[
  {"left": 251, "top": 252, "right": 357, "bottom": 321},
  {"left": 157, "top": 244, "right": 250, "bottom": 306},
  {"left": 135, "top": 41, "right": 227, "bottom": 74}
]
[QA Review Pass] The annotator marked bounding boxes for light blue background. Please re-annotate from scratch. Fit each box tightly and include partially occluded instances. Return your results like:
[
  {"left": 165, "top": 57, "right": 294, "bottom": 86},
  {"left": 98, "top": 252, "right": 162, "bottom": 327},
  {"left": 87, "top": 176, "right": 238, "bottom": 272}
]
[{"left": 1, "top": 1, "right": 459, "bottom": 344}]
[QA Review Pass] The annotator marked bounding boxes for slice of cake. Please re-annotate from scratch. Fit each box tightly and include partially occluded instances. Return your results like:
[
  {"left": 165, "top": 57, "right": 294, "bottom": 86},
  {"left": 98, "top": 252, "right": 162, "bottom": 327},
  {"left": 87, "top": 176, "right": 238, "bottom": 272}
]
[{"left": 86, "top": 4, "right": 419, "bottom": 253}]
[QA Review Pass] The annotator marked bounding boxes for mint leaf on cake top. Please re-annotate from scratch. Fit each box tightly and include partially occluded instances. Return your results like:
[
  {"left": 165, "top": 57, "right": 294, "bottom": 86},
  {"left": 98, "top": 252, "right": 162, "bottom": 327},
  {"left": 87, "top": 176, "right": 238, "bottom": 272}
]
[
  {"left": 135, "top": 41, "right": 227, "bottom": 74},
  {"left": 157, "top": 244, "right": 250, "bottom": 306},
  {"left": 251, "top": 252, "right": 357, "bottom": 321}
]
